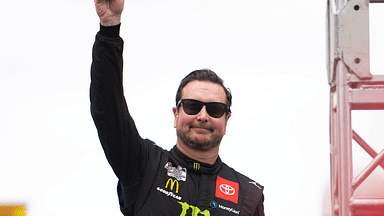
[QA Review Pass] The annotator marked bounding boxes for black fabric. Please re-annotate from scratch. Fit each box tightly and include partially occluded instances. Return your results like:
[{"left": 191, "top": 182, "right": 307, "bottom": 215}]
[
  {"left": 99, "top": 23, "right": 121, "bottom": 38},
  {"left": 118, "top": 181, "right": 142, "bottom": 208},
  {"left": 90, "top": 30, "right": 264, "bottom": 216}
]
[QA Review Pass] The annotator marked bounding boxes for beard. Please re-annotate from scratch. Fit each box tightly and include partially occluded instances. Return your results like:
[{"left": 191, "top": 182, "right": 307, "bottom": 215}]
[{"left": 176, "top": 127, "right": 223, "bottom": 152}]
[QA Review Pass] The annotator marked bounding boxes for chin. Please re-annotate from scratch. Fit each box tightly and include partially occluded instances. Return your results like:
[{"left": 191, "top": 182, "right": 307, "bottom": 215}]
[
  {"left": 177, "top": 130, "right": 222, "bottom": 152},
  {"left": 188, "top": 138, "right": 220, "bottom": 152}
]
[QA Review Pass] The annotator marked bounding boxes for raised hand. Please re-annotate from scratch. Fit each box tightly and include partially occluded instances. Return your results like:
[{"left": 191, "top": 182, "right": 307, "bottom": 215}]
[{"left": 94, "top": 0, "right": 125, "bottom": 26}]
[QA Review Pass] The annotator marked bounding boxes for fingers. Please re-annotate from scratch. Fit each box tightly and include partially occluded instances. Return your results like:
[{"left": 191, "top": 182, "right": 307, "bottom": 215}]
[
  {"left": 94, "top": 0, "right": 124, "bottom": 26},
  {"left": 94, "top": 0, "right": 104, "bottom": 6}
]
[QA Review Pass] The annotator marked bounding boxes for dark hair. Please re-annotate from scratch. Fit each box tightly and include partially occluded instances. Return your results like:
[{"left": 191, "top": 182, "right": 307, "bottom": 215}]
[{"left": 175, "top": 69, "right": 232, "bottom": 108}]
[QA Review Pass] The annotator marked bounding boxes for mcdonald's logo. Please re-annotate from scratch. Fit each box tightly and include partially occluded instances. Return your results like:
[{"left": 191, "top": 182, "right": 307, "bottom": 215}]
[
  {"left": 166, "top": 178, "right": 179, "bottom": 193},
  {"left": 194, "top": 162, "right": 200, "bottom": 171},
  {"left": 0, "top": 205, "right": 26, "bottom": 216}
]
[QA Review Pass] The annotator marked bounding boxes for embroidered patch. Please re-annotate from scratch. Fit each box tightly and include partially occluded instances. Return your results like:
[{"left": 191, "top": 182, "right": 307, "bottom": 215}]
[
  {"left": 215, "top": 176, "right": 239, "bottom": 204},
  {"left": 164, "top": 162, "right": 187, "bottom": 181}
]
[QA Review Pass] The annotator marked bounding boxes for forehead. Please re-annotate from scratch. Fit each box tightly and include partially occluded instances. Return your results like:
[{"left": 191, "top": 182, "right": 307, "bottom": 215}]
[{"left": 181, "top": 80, "right": 227, "bottom": 103}]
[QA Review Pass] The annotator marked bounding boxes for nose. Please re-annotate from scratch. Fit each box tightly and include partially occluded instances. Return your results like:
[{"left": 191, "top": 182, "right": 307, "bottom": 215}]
[{"left": 196, "top": 105, "right": 209, "bottom": 122}]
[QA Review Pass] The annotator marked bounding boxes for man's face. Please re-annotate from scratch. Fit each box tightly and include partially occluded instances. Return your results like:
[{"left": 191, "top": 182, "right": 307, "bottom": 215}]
[{"left": 173, "top": 80, "right": 231, "bottom": 152}]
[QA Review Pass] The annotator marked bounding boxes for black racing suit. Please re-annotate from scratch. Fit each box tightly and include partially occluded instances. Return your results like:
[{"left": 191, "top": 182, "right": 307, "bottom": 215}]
[{"left": 90, "top": 24, "right": 265, "bottom": 216}]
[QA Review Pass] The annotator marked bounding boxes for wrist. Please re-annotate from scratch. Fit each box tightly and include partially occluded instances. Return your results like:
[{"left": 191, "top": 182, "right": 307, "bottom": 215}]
[{"left": 100, "top": 16, "right": 121, "bottom": 27}]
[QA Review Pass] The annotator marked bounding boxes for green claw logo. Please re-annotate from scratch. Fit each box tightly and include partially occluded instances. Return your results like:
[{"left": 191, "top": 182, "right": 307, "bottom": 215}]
[
  {"left": 194, "top": 162, "right": 200, "bottom": 171},
  {"left": 178, "top": 201, "right": 210, "bottom": 216}
]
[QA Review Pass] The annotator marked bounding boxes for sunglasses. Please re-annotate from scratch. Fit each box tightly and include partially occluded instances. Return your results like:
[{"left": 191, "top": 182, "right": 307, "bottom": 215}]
[{"left": 177, "top": 99, "right": 231, "bottom": 118}]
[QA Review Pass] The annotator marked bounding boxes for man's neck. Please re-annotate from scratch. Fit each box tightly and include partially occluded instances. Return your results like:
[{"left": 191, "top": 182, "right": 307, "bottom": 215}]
[{"left": 175, "top": 142, "right": 219, "bottom": 165}]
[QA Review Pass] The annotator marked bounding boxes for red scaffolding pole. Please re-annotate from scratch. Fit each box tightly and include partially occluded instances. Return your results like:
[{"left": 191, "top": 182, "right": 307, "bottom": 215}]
[{"left": 327, "top": 0, "right": 384, "bottom": 215}]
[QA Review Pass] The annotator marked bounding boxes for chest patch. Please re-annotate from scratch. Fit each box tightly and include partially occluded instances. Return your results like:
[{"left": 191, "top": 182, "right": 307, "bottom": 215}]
[
  {"left": 215, "top": 176, "right": 239, "bottom": 204},
  {"left": 164, "top": 162, "right": 187, "bottom": 181}
]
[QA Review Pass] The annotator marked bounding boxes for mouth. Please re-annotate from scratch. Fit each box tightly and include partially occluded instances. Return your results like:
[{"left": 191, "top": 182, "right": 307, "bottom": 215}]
[{"left": 190, "top": 126, "right": 212, "bottom": 133}]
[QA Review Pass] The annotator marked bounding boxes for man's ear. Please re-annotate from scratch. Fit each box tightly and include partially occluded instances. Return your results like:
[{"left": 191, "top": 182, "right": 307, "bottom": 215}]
[
  {"left": 172, "top": 107, "right": 178, "bottom": 128},
  {"left": 226, "top": 112, "right": 231, "bottom": 122},
  {"left": 223, "top": 112, "right": 231, "bottom": 135}
]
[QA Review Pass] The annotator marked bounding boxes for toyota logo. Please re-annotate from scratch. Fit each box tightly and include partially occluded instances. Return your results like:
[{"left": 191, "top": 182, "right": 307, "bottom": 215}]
[{"left": 219, "top": 184, "right": 236, "bottom": 195}]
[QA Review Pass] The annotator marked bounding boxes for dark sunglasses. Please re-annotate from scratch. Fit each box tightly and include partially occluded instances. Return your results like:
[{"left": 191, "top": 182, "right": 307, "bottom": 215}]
[{"left": 177, "top": 99, "right": 231, "bottom": 118}]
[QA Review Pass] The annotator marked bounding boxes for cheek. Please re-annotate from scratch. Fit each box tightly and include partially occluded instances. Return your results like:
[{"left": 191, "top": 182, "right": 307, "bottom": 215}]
[
  {"left": 175, "top": 114, "right": 192, "bottom": 128},
  {"left": 215, "top": 119, "right": 228, "bottom": 134},
  {"left": 174, "top": 115, "right": 178, "bottom": 128}
]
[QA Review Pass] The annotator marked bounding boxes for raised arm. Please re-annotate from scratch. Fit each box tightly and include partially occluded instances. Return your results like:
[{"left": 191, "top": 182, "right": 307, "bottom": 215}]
[
  {"left": 91, "top": 0, "right": 150, "bottom": 187},
  {"left": 94, "top": 0, "right": 124, "bottom": 26}
]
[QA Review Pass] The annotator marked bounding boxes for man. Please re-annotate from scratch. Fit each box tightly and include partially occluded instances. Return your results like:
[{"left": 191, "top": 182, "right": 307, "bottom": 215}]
[{"left": 90, "top": 0, "right": 264, "bottom": 215}]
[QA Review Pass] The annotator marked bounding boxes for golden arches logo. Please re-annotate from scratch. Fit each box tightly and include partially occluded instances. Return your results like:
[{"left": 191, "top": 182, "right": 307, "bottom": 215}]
[
  {"left": 0, "top": 205, "right": 26, "bottom": 216},
  {"left": 166, "top": 178, "right": 179, "bottom": 193}
]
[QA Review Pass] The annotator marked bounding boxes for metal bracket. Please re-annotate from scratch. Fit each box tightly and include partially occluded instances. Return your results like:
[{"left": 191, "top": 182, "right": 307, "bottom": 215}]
[{"left": 327, "top": 0, "right": 372, "bottom": 85}]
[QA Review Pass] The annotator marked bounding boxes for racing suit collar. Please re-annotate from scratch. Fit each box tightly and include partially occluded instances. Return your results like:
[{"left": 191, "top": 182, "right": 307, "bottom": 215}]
[{"left": 170, "top": 146, "right": 223, "bottom": 175}]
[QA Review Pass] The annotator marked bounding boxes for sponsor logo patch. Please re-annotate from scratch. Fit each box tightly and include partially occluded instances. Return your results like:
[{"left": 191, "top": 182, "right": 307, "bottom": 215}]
[
  {"left": 218, "top": 204, "right": 240, "bottom": 215},
  {"left": 249, "top": 181, "right": 262, "bottom": 189},
  {"left": 215, "top": 176, "right": 239, "bottom": 204},
  {"left": 193, "top": 162, "right": 200, "bottom": 171},
  {"left": 165, "top": 162, "right": 187, "bottom": 181},
  {"left": 166, "top": 178, "right": 180, "bottom": 193},
  {"left": 177, "top": 201, "right": 210, "bottom": 216},
  {"left": 157, "top": 187, "right": 182, "bottom": 201}
]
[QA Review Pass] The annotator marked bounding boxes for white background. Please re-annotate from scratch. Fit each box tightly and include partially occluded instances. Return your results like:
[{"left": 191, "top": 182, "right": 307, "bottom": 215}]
[{"left": 1, "top": 0, "right": 384, "bottom": 215}]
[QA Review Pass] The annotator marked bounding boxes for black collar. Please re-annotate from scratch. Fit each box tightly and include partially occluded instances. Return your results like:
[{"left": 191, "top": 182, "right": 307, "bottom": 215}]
[{"left": 169, "top": 146, "right": 223, "bottom": 175}]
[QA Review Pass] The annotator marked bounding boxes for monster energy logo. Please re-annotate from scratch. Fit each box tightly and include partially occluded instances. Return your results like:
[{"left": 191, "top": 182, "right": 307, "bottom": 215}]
[
  {"left": 178, "top": 201, "right": 210, "bottom": 216},
  {"left": 193, "top": 162, "right": 200, "bottom": 171}
]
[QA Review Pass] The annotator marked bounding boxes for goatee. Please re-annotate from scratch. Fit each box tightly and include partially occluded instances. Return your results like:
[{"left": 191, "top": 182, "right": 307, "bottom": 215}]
[{"left": 176, "top": 129, "right": 222, "bottom": 152}]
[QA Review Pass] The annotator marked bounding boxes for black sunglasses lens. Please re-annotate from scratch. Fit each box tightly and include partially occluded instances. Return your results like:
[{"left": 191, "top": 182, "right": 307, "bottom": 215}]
[
  {"left": 180, "top": 99, "right": 228, "bottom": 118},
  {"left": 183, "top": 100, "right": 203, "bottom": 115},
  {"left": 206, "top": 103, "right": 226, "bottom": 118}
]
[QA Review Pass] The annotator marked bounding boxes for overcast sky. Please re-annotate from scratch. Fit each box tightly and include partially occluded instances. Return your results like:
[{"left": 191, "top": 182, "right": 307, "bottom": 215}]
[{"left": 1, "top": 0, "right": 384, "bottom": 215}]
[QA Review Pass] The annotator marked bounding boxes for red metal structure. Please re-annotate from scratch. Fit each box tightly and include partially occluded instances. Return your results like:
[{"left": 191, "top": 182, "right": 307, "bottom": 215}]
[{"left": 327, "top": 0, "right": 384, "bottom": 215}]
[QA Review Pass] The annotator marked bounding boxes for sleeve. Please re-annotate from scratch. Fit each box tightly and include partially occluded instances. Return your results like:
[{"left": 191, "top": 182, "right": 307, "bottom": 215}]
[
  {"left": 90, "top": 24, "right": 150, "bottom": 187},
  {"left": 254, "top": 194, "right": 265, "bottom": 216}
]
